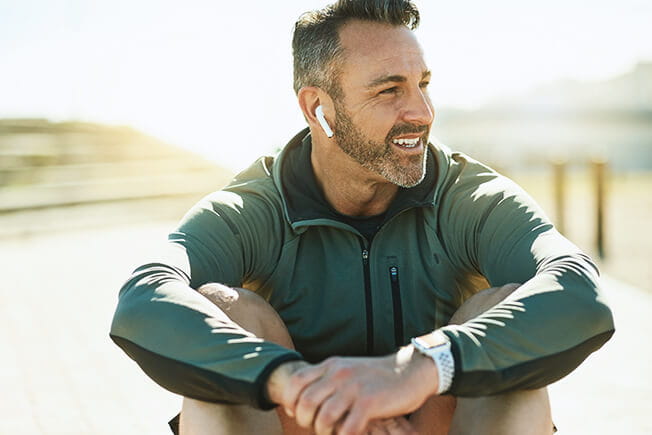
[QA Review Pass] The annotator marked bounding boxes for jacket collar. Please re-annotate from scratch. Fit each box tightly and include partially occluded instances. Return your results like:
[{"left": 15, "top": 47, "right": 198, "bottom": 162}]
[{"left": 272, "top": 128, "right": 438, "bottom": 230}]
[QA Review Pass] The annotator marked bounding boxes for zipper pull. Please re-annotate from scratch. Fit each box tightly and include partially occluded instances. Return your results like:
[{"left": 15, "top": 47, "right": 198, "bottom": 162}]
[
  {"left": 390, "top": 266, "right": 398, "bottom": 281},
  {"left": 362, "top": 249, "right": 369, "bottom": 263}
]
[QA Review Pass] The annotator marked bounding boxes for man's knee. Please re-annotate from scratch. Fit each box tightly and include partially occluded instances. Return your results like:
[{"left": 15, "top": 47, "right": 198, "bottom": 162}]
[
  {"left": 197, "top": 283, "right": 294, "bottom": 349},
  {"left": 447, "top": 284, "right": 554, "bottom": 434},
  {"left": 451, "top": 388, "right": 553, "bottom": 435},
  {"left": 449, "top": 283, "right": 521, "bottom": 325},
  {"left": 180, "top": 397, "right": 284, "bottom": 435}
]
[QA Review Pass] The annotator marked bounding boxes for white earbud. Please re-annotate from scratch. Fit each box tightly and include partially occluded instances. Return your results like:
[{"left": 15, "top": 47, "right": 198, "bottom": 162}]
[{"left": 315, "top": 105, "right": 334, "bottom": 138}]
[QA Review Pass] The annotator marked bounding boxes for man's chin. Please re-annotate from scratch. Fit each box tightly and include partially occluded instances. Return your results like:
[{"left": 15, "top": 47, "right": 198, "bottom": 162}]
[
  {"left": 396, "top": 175, "right": 426, "bottom": 188},
  {"left": 386, "top": 154, "right": 427, "bottom": 187},
  {"left": 383, "top": 167, "right": 426, "bottom": 188}
]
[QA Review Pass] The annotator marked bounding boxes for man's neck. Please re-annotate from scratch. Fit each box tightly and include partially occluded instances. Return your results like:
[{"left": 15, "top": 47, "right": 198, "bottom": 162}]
[{"left": 310, "top": 138, "right": 398, "bottom": 217}]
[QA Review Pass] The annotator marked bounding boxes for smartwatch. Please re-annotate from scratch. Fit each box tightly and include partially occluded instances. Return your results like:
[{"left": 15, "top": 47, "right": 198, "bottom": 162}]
[{"left": 411, "top": 330, "right": 455, "bottom": 394}]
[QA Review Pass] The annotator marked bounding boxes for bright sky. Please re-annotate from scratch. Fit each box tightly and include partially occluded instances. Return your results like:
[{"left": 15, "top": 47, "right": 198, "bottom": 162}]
[{"left": 1, "top": 0, "right": 651, "bottom": 169}]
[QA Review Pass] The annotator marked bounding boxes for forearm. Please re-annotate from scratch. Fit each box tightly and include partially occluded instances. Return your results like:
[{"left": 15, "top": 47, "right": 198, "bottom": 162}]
[
  {"left": 110, "top": 263, "right": 302, "bottom": 408},
  {"left": 440, "top": 264, "right": 614, "bottom": 396}
]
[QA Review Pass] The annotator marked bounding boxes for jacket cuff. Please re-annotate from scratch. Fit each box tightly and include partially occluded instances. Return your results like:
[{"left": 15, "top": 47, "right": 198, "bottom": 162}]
[{"left": 254, "top": 352, "right": 305, "bottom": 410}]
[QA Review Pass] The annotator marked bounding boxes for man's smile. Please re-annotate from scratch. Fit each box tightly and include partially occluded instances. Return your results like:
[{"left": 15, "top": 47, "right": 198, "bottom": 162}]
[
  {"left": 392, "top": 137, "right": 419, "bottom": 147},
  {"left": 391, "top": 134, "right": 425, "bottom": 153}
]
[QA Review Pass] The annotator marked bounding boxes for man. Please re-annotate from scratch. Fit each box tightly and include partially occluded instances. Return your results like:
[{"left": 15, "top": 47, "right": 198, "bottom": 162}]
[{"left": 110, "top": 1, "right": 615, "bottom": 434}]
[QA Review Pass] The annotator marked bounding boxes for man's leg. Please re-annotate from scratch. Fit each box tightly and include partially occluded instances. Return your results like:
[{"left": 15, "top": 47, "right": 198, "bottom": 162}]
[
  {"left": 179, "top": 284, "right": 309, "bottom": 435},
  {"left": 409, "top": 284, "right": 554, "bottom": 435},
  {"left": 449, "top": 389, "right": 552, "bottom": 435},
  {"left": 182, "top": 283, "right": 553, "bottom": 434}
]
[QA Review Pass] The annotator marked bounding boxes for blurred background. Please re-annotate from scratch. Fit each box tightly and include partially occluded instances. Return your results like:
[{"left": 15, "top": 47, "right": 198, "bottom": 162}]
[{"left": 1, "top": 0, "right": 650, "bottom": 434}]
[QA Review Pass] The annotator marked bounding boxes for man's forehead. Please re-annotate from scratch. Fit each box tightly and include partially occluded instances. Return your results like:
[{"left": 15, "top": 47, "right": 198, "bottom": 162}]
[
  {"left": 339, "top": 20, "right": 423, "bottom": 56},
  {"left": 337, "top": 20, "right": 427, "bottom": 81}
]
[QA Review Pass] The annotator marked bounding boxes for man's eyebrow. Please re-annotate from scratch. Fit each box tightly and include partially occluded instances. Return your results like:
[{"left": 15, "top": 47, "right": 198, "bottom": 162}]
[
  {"left": 366, "top": 74, "right": 407, "bottom": 89},
  {"left": 366, "top": 70, "right": 432, "bottom": 88}
]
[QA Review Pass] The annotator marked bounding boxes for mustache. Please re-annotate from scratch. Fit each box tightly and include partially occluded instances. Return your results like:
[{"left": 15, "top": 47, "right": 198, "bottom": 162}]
[{"left": 385, "top": 123, "right": 429, "bottom": 141}]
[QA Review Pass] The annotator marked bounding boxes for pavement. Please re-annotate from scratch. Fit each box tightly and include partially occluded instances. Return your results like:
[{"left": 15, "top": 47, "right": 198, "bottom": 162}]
[{"left": 0, "top": 220, "right": 650, "bottom": 434}]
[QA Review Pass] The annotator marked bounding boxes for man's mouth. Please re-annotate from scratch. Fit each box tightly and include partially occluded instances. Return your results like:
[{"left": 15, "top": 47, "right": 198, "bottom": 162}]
[{"left": 391, "top": 136, "right": 421, "bottom": 149}]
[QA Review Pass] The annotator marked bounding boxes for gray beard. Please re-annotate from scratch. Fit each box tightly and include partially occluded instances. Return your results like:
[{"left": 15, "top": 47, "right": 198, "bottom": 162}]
[{"left": 333, "top": 103, "right": 428, "bottom": 188}]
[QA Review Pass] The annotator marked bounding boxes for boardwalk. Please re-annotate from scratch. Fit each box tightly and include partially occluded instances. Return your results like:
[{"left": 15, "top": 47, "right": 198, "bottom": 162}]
[{"left": 0, "top": 220, "right": 650, "bottom": 434}]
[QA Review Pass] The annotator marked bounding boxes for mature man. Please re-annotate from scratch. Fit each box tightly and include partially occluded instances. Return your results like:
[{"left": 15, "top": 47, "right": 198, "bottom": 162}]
[{"left": 110, "top": 1, "right": 615, "bottom": 434}]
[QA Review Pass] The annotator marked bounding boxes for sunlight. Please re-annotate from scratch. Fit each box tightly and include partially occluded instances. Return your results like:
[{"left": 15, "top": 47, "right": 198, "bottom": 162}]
[{"left": 1, "top": 0, "right": 650, "bottom": 169}]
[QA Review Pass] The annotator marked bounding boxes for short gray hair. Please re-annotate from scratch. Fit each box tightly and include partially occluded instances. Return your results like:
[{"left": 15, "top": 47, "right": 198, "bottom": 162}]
[{"left": 292, "top": 0, "right": 420, "bottom": 98}]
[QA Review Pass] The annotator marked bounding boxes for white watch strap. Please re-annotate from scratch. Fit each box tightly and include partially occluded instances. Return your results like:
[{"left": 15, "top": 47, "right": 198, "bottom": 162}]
[
  {"left": 432, "top": 345, "right": 454, "bottom": 394},
  {"left": 411, "top": 331, "right": 455, "bottom": 394}
]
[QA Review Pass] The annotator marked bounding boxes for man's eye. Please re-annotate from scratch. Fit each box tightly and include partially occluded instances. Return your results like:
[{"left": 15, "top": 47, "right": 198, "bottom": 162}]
[
  {"left": 379, "top": 87, "right": 398, "bottom": 95},
  {"left": 420, "top": 81, "right": 430, "bottom": 89}
]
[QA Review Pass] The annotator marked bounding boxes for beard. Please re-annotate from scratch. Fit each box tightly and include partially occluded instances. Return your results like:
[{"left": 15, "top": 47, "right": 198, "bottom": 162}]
[{"left": 333, "top": 101, "right": 429, "bottom": 188}]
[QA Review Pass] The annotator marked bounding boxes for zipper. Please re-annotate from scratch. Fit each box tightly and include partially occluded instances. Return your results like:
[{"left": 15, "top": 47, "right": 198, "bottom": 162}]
[
  {"left": 360, "top": 242, "right": 374, "bottom": 355},
  {"left": 352, "top": 211, "right": 417, "bottom": 355},
  {"left": 389, "top": 266, "right": 404, "bottom": 348}
]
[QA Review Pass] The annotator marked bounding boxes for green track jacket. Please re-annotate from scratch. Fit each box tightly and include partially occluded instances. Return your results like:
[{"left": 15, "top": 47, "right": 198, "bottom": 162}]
[{"left": 111, "top": 129, "right": 614, "bottom": 409}]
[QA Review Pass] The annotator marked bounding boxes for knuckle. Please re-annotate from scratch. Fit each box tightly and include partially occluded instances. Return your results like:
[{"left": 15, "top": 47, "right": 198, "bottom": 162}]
[
  {"left": 324, "top": 356, "right": 344, "bottom": 371},
  {"left": 293, "top": 367, "right": 313, "bottom": 383},
  {"left": 358, "top": 394, "right": 375, "bottom": 409},
  {"left": 295, "top": 405, "right": 314, "bottom": 426},
  {"left": 319, "top": 408, "right": 339, "bottom": 426},
  {"left": 302, "top": 394, "right": 319, "bottom": 408},
  {"left": 333, "top": 366, "right": 353, "bottom": 380},
  {"left": 289, "top": 372, "right": 305, "bottom": 387}
]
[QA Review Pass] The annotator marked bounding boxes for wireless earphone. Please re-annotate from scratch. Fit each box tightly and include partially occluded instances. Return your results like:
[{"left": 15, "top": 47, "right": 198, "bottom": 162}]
[{"left": 315, "top": 105, "right": 334, "bottom": 138}]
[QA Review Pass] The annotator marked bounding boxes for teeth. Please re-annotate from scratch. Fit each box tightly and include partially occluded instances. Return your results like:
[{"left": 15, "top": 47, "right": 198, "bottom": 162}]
[{"left": 393, "top": 137, "right": 420, "bottom": 147}]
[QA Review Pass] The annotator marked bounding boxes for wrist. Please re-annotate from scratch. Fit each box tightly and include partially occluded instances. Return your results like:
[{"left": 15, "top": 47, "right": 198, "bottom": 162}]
[
  {"left": 396, "top": 344, "right": 440, "bottom": 397},
  {"left": 410, "top": 330, "right": 455, "bottom": 395},
  {"left": 265, "top": 360, "right": 307, "bottom": 405}
]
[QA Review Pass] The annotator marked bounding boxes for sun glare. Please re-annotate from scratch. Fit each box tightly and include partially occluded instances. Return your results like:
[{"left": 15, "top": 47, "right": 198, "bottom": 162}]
[{"left": 0, "top": 0, "right": 650, "bottom": 169}]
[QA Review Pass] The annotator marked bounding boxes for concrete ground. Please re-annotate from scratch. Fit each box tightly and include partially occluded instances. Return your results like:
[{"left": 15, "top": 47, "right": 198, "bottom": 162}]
[{"left": 0, "top": 219, "right": 650, "bottom": 434}]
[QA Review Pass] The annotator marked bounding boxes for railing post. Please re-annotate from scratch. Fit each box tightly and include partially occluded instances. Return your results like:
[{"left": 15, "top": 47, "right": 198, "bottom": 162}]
[
  {"left": 552, "top": 159, "right": 567, "bottom": 235},
  {"left": 592, "top": 159, "right": 607, "bottom": 259}
]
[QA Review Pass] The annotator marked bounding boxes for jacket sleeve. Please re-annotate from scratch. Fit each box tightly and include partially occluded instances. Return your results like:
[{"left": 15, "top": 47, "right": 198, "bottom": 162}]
[
  {"left": 110, "top": 189, "right": 302, "bottom": 409},
  {"left": 437, "top": 154, "right": 615, "bottom": 396}
]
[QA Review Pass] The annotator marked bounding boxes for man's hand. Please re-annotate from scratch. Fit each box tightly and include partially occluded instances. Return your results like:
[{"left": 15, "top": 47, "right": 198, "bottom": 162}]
[{"left": 267, "top": 346, "right": 439, "bottom": 435}]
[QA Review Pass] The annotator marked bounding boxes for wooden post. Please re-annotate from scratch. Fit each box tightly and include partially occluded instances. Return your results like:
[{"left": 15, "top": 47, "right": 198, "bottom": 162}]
[
  {"left": 552, "top": 159, "right": 567, "bottom": 235},
  {"left": 593, "top": 159, "right": 607, "bottom": 259}
]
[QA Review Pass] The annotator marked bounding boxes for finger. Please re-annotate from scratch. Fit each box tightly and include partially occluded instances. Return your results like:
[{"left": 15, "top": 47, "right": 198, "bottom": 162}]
[
  {"left": 365, "top": 421, "right": 385, "bottom": 435},
  {"left": 295, "top": 381, "right": 336, "bottom": 429},
  {"left": 284, "top": 363, "right": 329, "bottom": 417},
  {"left": 314, "top": 394, "right": 354, "bottom": 435},
  {"left": 384, "top": 417, "right": 416, "bottom": 435},
  {"left": 366, "top": 419, "right": 389, "bottom": 435},
  {"left": 381, "top": 419, "right": 399, "bottom": 435},
  {"left": 337, "top": 403, "right": 371, "bottom": 435}
]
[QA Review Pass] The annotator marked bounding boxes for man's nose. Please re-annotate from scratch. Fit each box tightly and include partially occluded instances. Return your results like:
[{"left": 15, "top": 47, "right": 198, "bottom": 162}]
[{"left": 402, "top": 88, "right": 434, "bottom": 126}]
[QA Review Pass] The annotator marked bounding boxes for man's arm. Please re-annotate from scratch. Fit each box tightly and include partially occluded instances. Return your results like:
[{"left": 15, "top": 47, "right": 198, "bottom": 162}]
[
  {"left": 436, "top": 154, "right": 615, "bottom": 396},
  {"left": 110, "top": 190, "right": 302, "bottom": 408}
]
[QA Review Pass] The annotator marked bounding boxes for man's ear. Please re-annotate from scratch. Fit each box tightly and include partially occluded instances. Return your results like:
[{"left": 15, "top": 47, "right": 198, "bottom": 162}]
[{"left": 297, "top": 87, "right": 334, "bottom": 139}]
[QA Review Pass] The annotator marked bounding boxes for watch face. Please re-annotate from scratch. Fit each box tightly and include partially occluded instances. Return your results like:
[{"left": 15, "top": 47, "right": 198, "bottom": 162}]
[{"left": 414, "top": 331, "right": 449, "bottom": 350}]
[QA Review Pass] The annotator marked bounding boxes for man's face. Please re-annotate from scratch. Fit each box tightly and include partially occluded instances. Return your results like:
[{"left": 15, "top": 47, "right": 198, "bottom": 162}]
[{"left": 331, "top": 20, "right": 434, "bottom": 188}]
